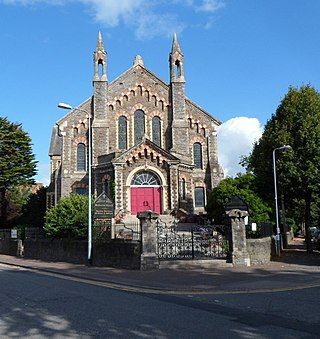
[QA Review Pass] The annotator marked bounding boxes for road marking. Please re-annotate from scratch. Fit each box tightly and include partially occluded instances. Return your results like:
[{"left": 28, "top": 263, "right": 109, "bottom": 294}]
[{"left": 4, "top": 263, "right": 320, "bottom": 295}]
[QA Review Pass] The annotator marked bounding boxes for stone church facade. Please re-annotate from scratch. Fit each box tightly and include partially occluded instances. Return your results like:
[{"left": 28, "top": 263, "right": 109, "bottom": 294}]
[{"left": 48, "top": 33, "right": 224, "bottom": 217}]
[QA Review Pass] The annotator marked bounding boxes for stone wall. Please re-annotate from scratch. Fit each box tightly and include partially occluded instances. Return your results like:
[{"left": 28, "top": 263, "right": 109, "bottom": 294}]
[
  {"left": 246, "top": 237, "right": 273, "bottom": 265},
  {"left": 22, "top": 239, "right": 140, "bottom": 269}
]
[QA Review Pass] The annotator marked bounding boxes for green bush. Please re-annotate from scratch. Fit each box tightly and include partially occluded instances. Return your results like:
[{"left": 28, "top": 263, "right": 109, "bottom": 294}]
[{"left": 44, "top": 194, "right": 89, "bottom": 239}]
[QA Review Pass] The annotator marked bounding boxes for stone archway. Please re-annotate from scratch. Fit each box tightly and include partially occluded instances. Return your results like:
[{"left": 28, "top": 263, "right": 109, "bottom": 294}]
[{"left": 130, "top": 171, "right": 162, "bottom": 215}]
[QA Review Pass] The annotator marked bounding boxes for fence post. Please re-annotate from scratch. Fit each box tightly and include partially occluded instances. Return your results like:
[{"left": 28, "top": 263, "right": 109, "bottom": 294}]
[
  {"left": 225, "top": 196, "right": 250, "bottom": 267},
  {"left": 137, "top": 210, "right": 159, "bottom": 270}
]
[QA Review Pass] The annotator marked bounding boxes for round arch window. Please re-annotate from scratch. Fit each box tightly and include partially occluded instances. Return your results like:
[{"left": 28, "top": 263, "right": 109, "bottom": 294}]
[{"left": 131, "top": 171, "right": 161, "bottom": 186}]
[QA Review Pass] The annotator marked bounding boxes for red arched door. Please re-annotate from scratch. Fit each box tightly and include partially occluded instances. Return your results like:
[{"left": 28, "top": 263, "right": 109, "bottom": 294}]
[{"left": 130, "top": 171, "right": 162, "bottom": 215}]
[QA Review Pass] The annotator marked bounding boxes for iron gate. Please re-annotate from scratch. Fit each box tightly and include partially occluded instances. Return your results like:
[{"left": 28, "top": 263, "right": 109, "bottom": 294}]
[{"left": 156, "top": 220, "right": 229, "bottom": 260}]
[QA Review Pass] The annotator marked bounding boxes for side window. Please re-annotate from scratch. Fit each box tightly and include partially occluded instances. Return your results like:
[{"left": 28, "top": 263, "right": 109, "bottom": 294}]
[
  {"left": 181, "top": 178, "right": 186, "bottom": 200},
  {"left": 152, "top": 116, "right": 161, "bottom": 146},
  {"left": 74, "top": 187, "right": 87, "bottom": 195},
  {"left": 194, "top": 187, "right": 205, "bottom": 207},
  {"left": 134, "top": 109, "right": 145, "bottom": 144},
  {"left": 77, "top": 143, "right": 86, "bottom": 171},
  {"left": 193, "top": 142, "right": 202, "bottom": 169},
  {"left": 118, "top": 116, "right": 127, "bottom": 150}
]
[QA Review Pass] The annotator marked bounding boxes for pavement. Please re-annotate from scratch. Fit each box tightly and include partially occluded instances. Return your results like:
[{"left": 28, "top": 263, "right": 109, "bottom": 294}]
[{"left": 0, "top": 237, "right": 319, "bottom": 294}]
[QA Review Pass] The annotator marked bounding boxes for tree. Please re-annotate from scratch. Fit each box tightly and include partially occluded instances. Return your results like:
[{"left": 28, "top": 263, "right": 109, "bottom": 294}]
[
  {"left": 44, "top": 194, "right": 89, "bottom": 239},
  {"left": 244, "top": 85, "right": 320, "bottom": 251},
  {"left": 206, "top": 173, "right": 272, "bottom": 224},
  {"left": 0, "top": 117, "right": 37, "bottom": 227}
]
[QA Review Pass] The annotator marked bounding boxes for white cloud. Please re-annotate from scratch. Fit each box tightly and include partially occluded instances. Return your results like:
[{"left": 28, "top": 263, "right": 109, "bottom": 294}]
[
  {"left": 195, "top": 0, "right": 225, "bottom": 13},
  {"left": 217, "top": 117, "right": 263, "bottom": 178},
  {"left": 0, "top": 0, "right": 224, "bottom": 39},
  {"left": 35, "top": 163, "right": 50, "bottom": 186}
]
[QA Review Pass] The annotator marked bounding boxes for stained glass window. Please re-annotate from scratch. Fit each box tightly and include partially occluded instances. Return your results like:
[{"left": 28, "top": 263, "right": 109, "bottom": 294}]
[
  {"left": 134, "top": 109, "right": 145, "bottom": 144},
  {"left": 195, "top": 187, "right": 205, "bottom": 207},
  {"left": 152, "top": 116, "right": 161, "bottom": 146},
  {"left": 118, "top": 116, "right": 127, "bottom": 150},
  {"left": 131, "top": 172, "right": 161, "bottom": 186},
  {"left": 193, "top": 142, "right": 202, "bottom": 169},
  {"left": 77, "top": 143, "right": 86, "bottom": 171}
]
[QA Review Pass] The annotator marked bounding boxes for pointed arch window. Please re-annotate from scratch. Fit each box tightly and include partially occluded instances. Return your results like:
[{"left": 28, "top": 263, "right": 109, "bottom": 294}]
[
  {"left": 134, "top": 109, "right": 145, "bottom": 145},
  {"left": 152, "top": 116, "right": 161, "bottom": 146},
  {"left": 193, "top": 142, "right": 202, "bottom": 169},
  {"left": 118, "top": 116, "right": 127, "bottom": 150},
  {"left": 77, "top": 143, "right": 86, "bottom": 171}
]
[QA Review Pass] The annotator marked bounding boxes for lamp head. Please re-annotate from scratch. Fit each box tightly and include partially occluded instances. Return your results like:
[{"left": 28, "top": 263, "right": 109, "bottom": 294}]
[{"left": 58, "top": 102, "right": 73, "bottom": 110}]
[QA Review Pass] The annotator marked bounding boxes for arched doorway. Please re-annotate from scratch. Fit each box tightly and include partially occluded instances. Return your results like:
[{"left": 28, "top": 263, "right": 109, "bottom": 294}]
[{"left": 130, "top": 171, "right": 162, "bottom": 215}]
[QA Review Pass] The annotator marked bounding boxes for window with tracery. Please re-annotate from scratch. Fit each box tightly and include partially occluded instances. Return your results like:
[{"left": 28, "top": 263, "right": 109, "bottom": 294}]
[
  {"left": 134, "top": 109, "right": 145, "bottom": 144},
  {"left": 193, "top": 142, "right": 202, "bottom": 169},
  {"left": 77, "top": 143, "right": 86, "bottom": 171},
  {"left": 118, "top": 116, "right": 127, "bottom": 150},
  {"left": 131, "top": 172, "right": 161, "bottom": 186},
  {"left": 152, "top": 116, "right": 161, "bottom": 146}
]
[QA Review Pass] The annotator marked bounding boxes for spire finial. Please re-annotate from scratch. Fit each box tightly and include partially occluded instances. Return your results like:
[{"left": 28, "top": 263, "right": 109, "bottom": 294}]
[
  {"left": 96, "top": 31, "right": 105, "bottom": 51},
  {"left": 172, "top": 33, "right": 181, "bottom": 53}
]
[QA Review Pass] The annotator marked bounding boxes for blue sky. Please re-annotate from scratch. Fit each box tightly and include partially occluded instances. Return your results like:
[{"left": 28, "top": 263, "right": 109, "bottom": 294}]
[{"left": 0, "top": 0, "right": 319, "bottom": 183}]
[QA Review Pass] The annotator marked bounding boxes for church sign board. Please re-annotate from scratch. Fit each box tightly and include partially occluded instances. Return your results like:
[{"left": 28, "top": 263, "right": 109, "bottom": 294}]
[{"left": 94, "top": 192, "right": 114, "bottom": 221}]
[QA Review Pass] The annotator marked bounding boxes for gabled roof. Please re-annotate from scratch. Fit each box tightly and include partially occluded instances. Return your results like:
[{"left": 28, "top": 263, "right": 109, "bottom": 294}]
[
  {"left": 49, "top": 125, "right": 62, "bottom": 156},
  {"left": 112, "top": 137, "right": 180, "bottom": 164}
]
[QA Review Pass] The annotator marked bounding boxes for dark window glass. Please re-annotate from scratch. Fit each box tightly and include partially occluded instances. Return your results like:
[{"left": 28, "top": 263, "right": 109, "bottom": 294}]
[
  {"left": 77, "top": 143, "right": 86, "bottom": 171},
  {"left": 195, "top": 187, "right": 205, "bottom": 207},
  {"left": 134, "top": 110, "right": 145, "bottom": 144},
  {"left": 75, "top": 187, "right": 87, "bottom": 195},
  {"left": 118, "top": 116, "right": 127, "bottom": 150},
  {"left": 152, "top": 116, "right": 161, "bottom": 146},
  {"left": 181, "top": 178, "right": 186, "bottom": 200},
  {"left": 193, "top": 142, "right": 202, "bottom": 169}
]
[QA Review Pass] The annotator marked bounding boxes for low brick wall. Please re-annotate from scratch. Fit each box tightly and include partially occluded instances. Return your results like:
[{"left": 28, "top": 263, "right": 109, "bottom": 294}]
[
  {"left": 246, "top": 237, "right": 273, "bottom": 265},
  {"left": 23, "top": 239, "right": 141, "bottom": 269}
]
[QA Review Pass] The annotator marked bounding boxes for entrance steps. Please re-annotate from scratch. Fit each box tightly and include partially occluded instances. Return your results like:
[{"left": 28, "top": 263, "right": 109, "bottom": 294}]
[{"left": 122, "top": 214, "right": 174, "bottom": 225}]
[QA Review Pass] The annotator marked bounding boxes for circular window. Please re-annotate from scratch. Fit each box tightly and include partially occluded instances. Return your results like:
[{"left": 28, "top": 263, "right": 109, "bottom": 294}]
[{"left": 131, "top": 171, "right": 161, "bottom": 186}]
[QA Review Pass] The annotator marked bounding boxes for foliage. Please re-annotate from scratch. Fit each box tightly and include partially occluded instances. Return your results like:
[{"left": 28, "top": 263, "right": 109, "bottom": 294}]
[
  {"left": 6, "top": 185, "right": 33, "bottom": 227},
  {"left": 206, "top": 173, "right": 272, "bottom": 224},
  {"left": 20, "top": 186, "right": 47, "bottom": 228},
  {"left": 44, "top": 194, "right": 89, "bottom": 239},
  {"left": 0, "top": 117, "right": 37, "bottom": 227},
  {"left": 244, "top": 85, "right": 320, "bottom": 250}
]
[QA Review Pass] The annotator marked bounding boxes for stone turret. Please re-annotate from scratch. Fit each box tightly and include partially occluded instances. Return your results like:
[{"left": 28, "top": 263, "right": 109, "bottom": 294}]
[
  {"left": 92, "top": 32, "right": 109, "bottom": 164},
  {"left": 169, "top": 34, "right": 190, "bottom": 162}
]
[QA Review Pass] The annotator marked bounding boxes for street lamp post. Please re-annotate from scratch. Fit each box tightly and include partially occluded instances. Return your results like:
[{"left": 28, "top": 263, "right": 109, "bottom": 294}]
[
  {"left": 58, "top": 102, "right": 92, "bottom": 264},
  {"left": 273, "top": 145, "right": 291, "bottom": 256}
]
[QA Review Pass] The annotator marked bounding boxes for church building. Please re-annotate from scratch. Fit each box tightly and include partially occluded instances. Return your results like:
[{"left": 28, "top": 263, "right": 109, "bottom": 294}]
[{"left": 48, "top": 33, "right": 224, "bottom": 217}]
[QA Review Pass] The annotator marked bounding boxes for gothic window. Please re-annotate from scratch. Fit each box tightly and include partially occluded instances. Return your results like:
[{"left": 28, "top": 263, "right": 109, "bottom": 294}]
[
  {"left": 194, "top": 187, "right": 205, "bottom": 207},
  {"left": 193, "top": 142, "right": 202, "bottom": 169},
  {"left": 118, "top": 116, "right": 127, "bottom": 150},
  {"left": 73, "top": 127, "right": 78, "bottom": 137},
  {"left": 152, "top": 116, "right": 161, "bottom": 146},
  {"left": 77, "top": 143, "right": 86, "bottom": 171},
  {"left": 131, "top": 171, "right": 161, "bottom": 186},
  {"left": 134, "top": 109, "right": 145, "bottom": 144},
  {"left": 181, "top": 178, "right": 186, "bottom": 200}
]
